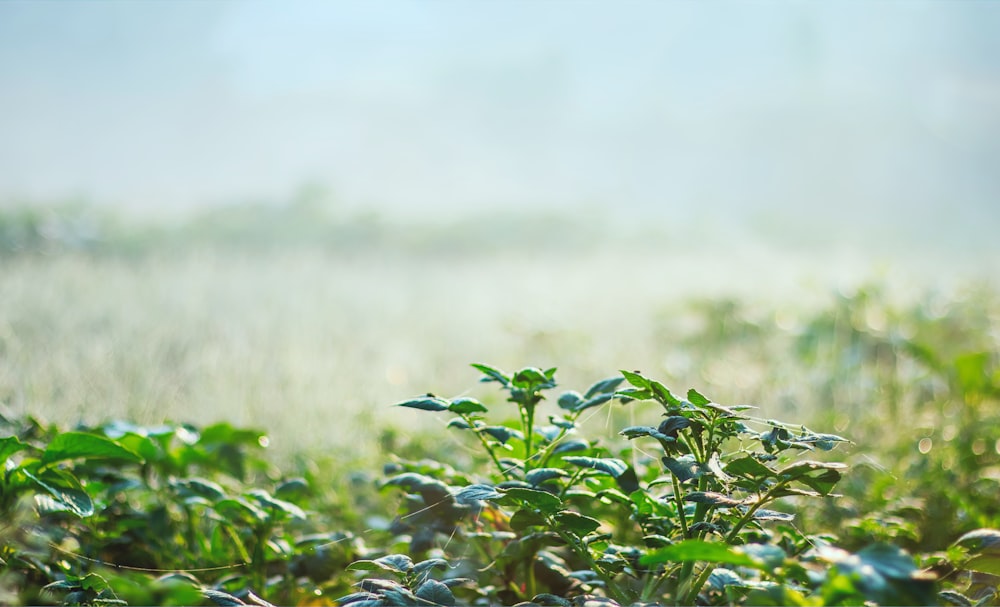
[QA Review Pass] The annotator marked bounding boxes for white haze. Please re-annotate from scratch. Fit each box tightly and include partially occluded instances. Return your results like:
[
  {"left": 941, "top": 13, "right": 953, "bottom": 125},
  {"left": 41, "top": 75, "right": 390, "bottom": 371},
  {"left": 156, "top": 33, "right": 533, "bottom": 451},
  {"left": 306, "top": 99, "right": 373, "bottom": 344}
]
[{"left": 1, "top": 1, "right": 998, "bottom": 244}]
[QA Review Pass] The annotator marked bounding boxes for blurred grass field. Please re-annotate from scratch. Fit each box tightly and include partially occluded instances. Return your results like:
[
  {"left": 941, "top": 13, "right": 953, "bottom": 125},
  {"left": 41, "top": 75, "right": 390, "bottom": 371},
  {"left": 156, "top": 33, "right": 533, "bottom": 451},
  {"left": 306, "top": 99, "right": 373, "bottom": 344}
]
[{"left": 2, "top": 203, "right": 997, "bottom": 467}]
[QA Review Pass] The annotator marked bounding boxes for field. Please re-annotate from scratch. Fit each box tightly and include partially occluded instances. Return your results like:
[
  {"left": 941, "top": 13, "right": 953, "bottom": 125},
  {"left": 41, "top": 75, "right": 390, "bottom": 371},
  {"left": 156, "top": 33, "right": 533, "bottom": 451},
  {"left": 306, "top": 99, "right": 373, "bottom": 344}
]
[{"left": 1, "top": 204, "right": 999, "bottom": 605}]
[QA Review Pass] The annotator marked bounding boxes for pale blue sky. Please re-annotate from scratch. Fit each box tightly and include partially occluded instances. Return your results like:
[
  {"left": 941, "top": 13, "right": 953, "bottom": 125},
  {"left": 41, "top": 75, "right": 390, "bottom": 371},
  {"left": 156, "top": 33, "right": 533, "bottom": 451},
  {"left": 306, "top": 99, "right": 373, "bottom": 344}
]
[{"left": 1, "top": 1, "right": 998, "bottom": 234}]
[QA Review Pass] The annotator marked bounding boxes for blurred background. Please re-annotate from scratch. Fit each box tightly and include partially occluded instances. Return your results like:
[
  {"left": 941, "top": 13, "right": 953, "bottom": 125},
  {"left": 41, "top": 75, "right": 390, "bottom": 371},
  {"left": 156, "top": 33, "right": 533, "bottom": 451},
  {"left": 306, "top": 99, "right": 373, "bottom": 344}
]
[{"left": 1, "top": 1, "right": 998, "bottom": 459}]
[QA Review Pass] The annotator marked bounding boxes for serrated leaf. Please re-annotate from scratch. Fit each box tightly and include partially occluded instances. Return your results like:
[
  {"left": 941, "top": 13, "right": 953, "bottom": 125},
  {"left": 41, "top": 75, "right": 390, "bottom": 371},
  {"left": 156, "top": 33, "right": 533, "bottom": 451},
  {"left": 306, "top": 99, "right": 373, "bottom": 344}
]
[
  {"left": 641, "top": 540, "right": 763, "bottom": 568},
  {"left": 42, "top": 432, "right": 143, "bottom": 464},
  {"left": 562, "top": 456, "right": 627, "bottom": 478},
  {"left": 448, "top": 398, "right": 487, "bottom": 414},
  {"left": 396, "top": 397, "right": 450, "bottom": 412},
  {"left": 415, "top": 579, "right": 455, "bottom": 606},
  {"left": 553, "top": 511, "right": 602, "bottom": 536},
  {"left": 584, "top": 377, "right": 626, "bottom": 399}
]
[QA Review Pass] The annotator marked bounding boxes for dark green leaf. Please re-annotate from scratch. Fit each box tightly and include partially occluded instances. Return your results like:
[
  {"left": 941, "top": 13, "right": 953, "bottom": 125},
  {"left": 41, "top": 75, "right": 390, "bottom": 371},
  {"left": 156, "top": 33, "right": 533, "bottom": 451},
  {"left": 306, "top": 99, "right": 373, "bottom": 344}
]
[
  {"left": 448, "top": 398, "right": 487, "bottom": 414},
  {"left": 471, "top": 363, "right": 511, "bottom": 386},
  {"left": 553, "top": 511, "right": 602, "bottom": 536},
  {"left": 24, "top": 470, "right": 94, "bottom": 517},
  {"left": 509, "top": 508, "right": 548, "bottom": 531},
  {"left": 553, "top": 439, "right": 589, "bottom": 454},
  {"left": 779, "top": 461, "right": 846, "bottom": 495},
  {"left": 375, "top": 553, "right": 414, "bottom": 573},
  {"left": 500, "top": 487, "right": 563, "bottom": 513},
  {"left": 482, "top": 426, "right": 522, "bottom": 444},
  {"left": 939, "top": 590, "right": 974, "bottom": 606},
  {"left": 526, "top": 468, "right": 570, "bottom": 486},
  {"left": 397, "top": 397, "right": 450, "bottom": 412},
  {"left": 725, "top": 455, "right": 774, "bottom": 480},
  {"left": 575, "top": 393, "right": 615, "bottom": 412},
  {"left": 658, "top": 416, "right": 690, "bottom": 438},
  {"left": 204, "top": 589, "right": 246, "bottom": 606},
  {"left": 446, "top": 418, "right": 472, "bottom": 430},
  {"left": 415, "top": 579, "right": 455, "bottom": 606},
  {"left": 412, "top": 558, "right": 449, "bottom": 576},
  {"left": 512, "top": 367, "right": 551, "bottom": 389},
  {"left": 247, "top": 488, "right": 306, "bottom": 519},
  {"left": 650, "top": 381, "right": 681, "bottom": 407},
  {"left": 641, "top": 540, "right": 763, "bottom": 568},
  {"left": 562, "top": 456, "right": 627, "bottom": 478},
  {"left": 42, "top": 432, "right": 143, "bottom": 464},
  {"left": 584, "top": 377, "right": 625, "bottom": 399},
  {"left": 558, "top": 391, "right": 583, "bottom": 411},
  {"left": 662, "top": 455, "right": 704, "bottom": 483}
]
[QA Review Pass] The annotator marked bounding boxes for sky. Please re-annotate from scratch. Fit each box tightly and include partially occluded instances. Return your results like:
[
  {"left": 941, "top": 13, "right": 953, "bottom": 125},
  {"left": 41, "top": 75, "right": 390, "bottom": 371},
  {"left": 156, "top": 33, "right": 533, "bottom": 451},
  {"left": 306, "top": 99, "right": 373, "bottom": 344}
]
[{"left": 1, "top": 1, "right": 999, "bottom": 236}]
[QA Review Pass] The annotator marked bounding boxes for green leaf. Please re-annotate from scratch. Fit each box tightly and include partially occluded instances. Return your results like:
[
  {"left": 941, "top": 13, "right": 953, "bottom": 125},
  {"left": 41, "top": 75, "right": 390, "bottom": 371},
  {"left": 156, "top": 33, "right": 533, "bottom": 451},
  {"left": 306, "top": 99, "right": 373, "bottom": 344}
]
[
  {"left": 685, "top": 492, "right": 744, "bottom": 507},
  {"left": 779, "top": 461, "right": 847, "bottom": 495},
  {"left": 375, "top": 553, "right": 414, "bottom": 573},
  {"left": 204, "top": 589, "right": 247, "bottom": 606},
  {"left": 954, "top": 528, "right": 1000, "bottom": 575},
  {"left": 725, "top": 455, "right": 774, "bottom": 480},
  {"left": 562, "top": 456, "right": 627, "bottom": 478},
  {"left": 662, "top": 455, "right": 704, "bottom": 483},
  {"left": 247, "top": 488, "right": 306, "bottom": 519},
  {"left": 584, "top": 377, "right": 625, "bottom": 399},
  {"left": 512, "top": 367, "right": 554, "bottom": 390},
  {"left": 415, "top": 579, "right": 456, "bottom": 606},
  {"left": 472, "top": 363, "right": 511, "bottom": 386},
  {"left": 553, "top": 511, "right": 602, "bottom": 536},
  {"left": 455, "top": 484, "right": 503, "bottom": 503},
  {"left": 687, "top": 388, "right": 711, "bottom": 406},
  {"left": 574, "top": 393, "right": 615, "bottom": 412},
  {"left": 170, "top": 477, "right": 227, "bottom": 501},
  {"left": 509, "top": 508, "right": 548, "bottom": 531},
  {"left": 620, "top": 370, "right": 650, "bottom": 389},
  {"left": 641, "top": 540, "right": 763, "bottom": 568},
  {"left": 42, "top": 432, "right": 143, "bottom": 465},
  {"left": 526, "top": 468, "right": 570, "bottom": 486},
  {"left": 0, "top": 436, "right": 29, "bottom": 463},
  {"left": 24, "top": 470, "right": 94, "bottom": 517},
  {"left": 558, "top": 391, "right": 584, "bottom": 411},
  {"left": 500, "top": 487, "right": 563, "bottom": 513},
  {"left": 448, "top": 398, "right": 487, "bottom": 414},
  {"left": 397, "top": 397, "right": 450, "bottom": 412},
  {"left": 482, "top": 426, "right": 522, "bottom": 444},
  {"left": 650, "top": 381, "right": 682, "bottom": 407}
]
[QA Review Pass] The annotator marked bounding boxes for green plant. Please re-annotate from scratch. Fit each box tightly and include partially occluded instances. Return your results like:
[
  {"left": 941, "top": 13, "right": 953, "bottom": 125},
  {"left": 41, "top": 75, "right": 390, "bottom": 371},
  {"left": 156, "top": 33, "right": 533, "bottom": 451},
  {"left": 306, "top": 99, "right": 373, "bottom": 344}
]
[{"left": 343, "top": 363, "right": 943, "bottom": 606}]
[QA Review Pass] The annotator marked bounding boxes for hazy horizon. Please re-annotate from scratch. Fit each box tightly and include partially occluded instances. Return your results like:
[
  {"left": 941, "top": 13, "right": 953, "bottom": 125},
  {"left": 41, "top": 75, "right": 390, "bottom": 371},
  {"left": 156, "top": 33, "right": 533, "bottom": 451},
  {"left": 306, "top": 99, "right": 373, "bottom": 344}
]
[{"left": 2, "top": 1, "right": 999, "bottom": 243}]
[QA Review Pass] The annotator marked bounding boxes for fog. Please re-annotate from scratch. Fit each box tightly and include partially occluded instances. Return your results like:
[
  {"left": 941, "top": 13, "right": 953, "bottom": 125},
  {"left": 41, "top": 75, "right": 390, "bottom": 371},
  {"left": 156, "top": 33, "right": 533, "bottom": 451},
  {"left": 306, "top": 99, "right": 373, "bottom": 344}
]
[{"left": 1, "top": 1, "right": 999, "bottom": 245}]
